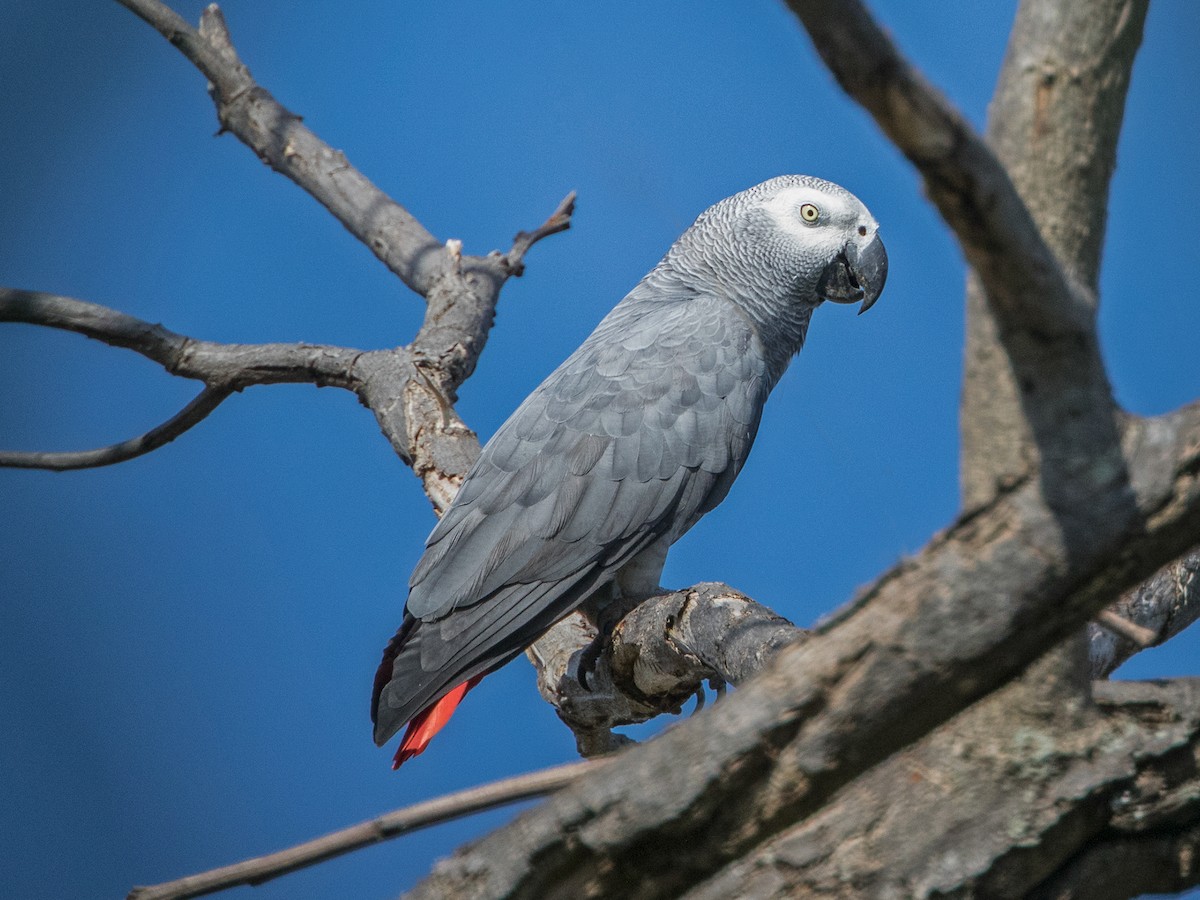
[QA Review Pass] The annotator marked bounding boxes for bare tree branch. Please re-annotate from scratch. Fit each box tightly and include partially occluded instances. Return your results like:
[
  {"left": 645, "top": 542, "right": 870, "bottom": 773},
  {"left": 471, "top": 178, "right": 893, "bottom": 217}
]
[
  {"left": 0, "top": 289, "right": 362, "bottom": 391},
  {"left": 0, "top": 385, "right": 231, "bottom": 470},
  {"left": 682, "top": 678, "right": 1200, "bottom": 900},
  {"left": 114, "top": 0, "right": 447, "bottom": 297},
  {"left": 126, "top": 760, "right": 602, "bottom": 900},
  {"left": 109, "top": 1, "right": 574, "bottom": 499},
  {"left": 959, "top": 0, "right": 1149, "bottom": 506}
]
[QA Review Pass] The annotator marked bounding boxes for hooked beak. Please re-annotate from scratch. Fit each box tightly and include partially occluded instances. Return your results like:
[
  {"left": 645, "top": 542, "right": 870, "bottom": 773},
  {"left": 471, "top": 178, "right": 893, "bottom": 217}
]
[{"left": 817, "top": 232, "right": 888, "bottom": 314}]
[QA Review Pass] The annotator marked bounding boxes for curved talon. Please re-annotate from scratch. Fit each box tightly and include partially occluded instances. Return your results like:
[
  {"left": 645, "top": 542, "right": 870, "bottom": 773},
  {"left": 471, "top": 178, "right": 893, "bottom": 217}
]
[{"left": 577, "top": 639, "right": 603, "bottom": 690}]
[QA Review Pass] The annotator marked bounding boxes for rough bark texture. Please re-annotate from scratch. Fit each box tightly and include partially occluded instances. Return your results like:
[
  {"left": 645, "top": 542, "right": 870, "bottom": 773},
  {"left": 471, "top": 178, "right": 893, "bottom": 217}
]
[
  {"left": 682, "top": 677, "right": 1200, "bottom": 899},
  {"left": 961, "top": 0, "right": 1147, "bottom": 507}
]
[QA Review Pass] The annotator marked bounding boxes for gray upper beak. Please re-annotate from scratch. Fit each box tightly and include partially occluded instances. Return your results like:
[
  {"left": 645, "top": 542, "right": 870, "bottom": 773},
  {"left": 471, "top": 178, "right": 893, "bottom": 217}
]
[
  {"left": 817, "top": 232, "right": 888, "bottom": 314},
  {"left": 847, "top": 232, "right": 887, "bottom": 314}
]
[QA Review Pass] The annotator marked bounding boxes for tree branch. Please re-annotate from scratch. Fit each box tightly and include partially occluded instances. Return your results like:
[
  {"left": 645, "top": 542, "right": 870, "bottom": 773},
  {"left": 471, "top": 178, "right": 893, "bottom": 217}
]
[
  {"left": 526, "top": 583, "right": 805, "bottom": 757},
  {"left": 0, "top": 385, "right": 231, "bottom": 470},
  {"left": 115, "top": 0, "right": 447, "bottom": 297},
  {"left": 0, "top": 288, "right": 372, "bottom": 470},
  {"left": 959, "top": 0, "right": 1149, "bottom": 506},
  {"left": 126, "top": 760, "right": 601, "bottom": 900},
  {"left": 9, "top": 2, "right": 575, "bottom": 492},
  {"left": 683, "top": 678, "right": 1200, "bottom": 900},
  {"left": 0, "top": 289, "right": 361, "bottom": 391}
]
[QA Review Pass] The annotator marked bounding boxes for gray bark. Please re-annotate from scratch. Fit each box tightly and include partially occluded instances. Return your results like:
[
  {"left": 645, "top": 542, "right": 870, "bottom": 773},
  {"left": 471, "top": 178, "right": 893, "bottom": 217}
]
[{"left": 961, "top": 0, "right": 1147, "bottom": 507}]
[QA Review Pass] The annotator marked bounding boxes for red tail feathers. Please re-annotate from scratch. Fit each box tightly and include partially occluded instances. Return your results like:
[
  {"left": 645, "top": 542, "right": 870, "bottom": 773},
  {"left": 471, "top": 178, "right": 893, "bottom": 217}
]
[{"left": 392, "top": 675, "right": 484, "bottom": 769}]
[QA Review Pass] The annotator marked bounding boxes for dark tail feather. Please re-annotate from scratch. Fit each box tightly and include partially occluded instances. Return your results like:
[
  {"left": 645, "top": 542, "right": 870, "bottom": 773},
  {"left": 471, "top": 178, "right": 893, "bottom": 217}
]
[{"left": 372, "top": 613, "right": 416, "bottom": 732}]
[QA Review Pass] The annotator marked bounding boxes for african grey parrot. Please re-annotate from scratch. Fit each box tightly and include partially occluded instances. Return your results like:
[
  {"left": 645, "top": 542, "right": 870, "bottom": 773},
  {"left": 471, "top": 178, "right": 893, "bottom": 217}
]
[{"left": 372, "top": 175, "right": 887, "bottom": 767}]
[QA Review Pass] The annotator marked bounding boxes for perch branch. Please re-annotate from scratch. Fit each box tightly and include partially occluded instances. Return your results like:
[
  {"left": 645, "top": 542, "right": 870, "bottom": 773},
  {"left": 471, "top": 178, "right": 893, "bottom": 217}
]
[
  {"left": 527, "top": 583, "right": 805, "bottom": 756},
  {"left": 126, "top": 759, "right": 601, "bottom": 900}
]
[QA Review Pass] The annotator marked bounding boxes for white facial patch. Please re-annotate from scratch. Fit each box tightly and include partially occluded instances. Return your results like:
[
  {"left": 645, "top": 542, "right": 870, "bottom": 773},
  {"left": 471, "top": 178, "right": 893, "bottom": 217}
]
[{"left": 760, "top": 186, "right": 874, "bottom": 252}]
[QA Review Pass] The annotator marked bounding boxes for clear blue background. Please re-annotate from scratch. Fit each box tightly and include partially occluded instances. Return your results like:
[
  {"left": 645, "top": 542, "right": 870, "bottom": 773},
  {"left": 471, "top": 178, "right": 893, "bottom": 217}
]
[{"left": 1, "top": 3, "right": 1197, "bottom": 898}]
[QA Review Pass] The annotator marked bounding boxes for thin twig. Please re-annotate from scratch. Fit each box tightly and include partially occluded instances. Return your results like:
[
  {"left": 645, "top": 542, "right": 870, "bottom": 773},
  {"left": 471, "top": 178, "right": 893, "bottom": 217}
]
[
  {"left": 503, "top": 191, "right": 577, "bottom": 276},
  {"left": 0, "top": 385, "right": 231, "bottom": 470},
  {"left": 126, "top": 759, "right": 602, "bottom": 900},
  {"left": 1090, "top": 549, "right": 1200, "bottom": 677}
]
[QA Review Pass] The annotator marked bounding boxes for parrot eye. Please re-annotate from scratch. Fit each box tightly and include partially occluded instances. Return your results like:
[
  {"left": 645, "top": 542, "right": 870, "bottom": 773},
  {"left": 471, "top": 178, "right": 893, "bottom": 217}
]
[
  {"left": 799, "top": 203, "right": 820, "bottom": 223},
  {"left": 858, "top": 225, "right": 868, "bottom": 236}
]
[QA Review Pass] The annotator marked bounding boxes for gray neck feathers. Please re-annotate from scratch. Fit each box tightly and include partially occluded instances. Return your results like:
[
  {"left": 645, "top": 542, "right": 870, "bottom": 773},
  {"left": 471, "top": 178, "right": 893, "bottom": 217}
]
[{"left": 641, "top": 205, "right": 819, "bottom": 389}]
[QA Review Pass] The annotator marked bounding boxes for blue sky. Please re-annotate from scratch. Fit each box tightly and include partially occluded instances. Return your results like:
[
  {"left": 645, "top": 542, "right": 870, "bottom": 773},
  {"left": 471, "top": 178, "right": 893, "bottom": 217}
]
[{"left": 1, "top": 3, "right": 1197, "bottom": 898}]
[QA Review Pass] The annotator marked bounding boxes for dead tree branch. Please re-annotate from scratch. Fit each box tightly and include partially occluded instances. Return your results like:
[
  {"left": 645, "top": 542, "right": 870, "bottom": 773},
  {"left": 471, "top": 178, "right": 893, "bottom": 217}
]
[
  {"left": 0, "top": 385, "right": 231, "bottom": 471},
  {"left": 127, "top": 760, "right": 602, "bottom": 900}
]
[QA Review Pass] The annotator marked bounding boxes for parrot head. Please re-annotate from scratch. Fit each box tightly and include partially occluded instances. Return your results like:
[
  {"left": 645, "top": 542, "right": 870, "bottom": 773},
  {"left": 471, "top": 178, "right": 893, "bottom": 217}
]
[{"left": 671, "top": 175, "right": 888, "bottom": 325}]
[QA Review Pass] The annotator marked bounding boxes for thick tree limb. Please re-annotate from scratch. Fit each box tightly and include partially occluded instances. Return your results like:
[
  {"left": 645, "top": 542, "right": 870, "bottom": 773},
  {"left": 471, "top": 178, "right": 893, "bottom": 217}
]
[
  {"left": 959, "top": 0, "right": 1148, "bottom": 507},
  {"left": 681, "top": 678, "right": 1200, "bottom": 900},
  {"left": 126, "top": 760, "right": 602, "bottom": 900}
]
